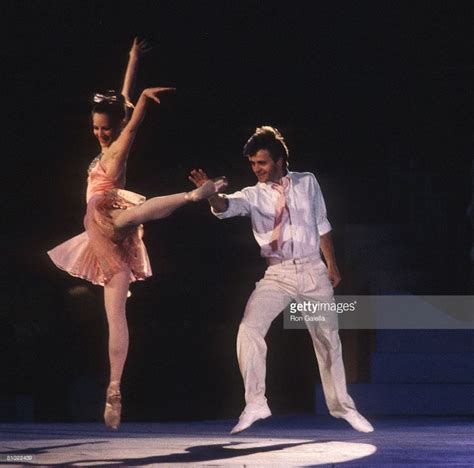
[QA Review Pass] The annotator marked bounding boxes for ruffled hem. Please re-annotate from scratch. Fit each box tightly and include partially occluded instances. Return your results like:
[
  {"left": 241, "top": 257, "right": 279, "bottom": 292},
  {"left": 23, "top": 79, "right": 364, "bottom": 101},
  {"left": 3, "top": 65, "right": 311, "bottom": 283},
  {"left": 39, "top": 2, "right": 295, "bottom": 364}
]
[
  {"left": 48, "top": 231, "right": 152, "bottom": 287},
  {"left": 49, "top": 189, "right": 153, "bottom": 286}
]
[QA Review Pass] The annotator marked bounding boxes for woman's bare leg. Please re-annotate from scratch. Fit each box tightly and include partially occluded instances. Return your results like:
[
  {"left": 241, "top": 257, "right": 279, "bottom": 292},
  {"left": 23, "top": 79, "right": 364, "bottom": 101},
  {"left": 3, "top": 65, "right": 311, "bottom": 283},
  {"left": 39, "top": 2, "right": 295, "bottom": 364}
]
[
  {"left": 104, "top": 269, "right": 130, "bottom": 383},
  {"left": 103, "top": 268, "right": 130, "bottom": 429},
  {"left": 112, "top": 179, "right": 222, "bottom": 230},
  {"left": 113, "top": 193, "right": 188, "bottom": 230}
]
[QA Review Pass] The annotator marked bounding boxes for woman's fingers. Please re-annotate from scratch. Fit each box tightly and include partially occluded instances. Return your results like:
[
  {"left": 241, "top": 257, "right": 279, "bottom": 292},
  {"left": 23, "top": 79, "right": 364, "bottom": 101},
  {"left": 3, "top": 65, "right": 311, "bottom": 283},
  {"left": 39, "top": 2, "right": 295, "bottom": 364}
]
[
  {"left": 137, "top": 39, "right": 151, "bottom": 53},
  {"left": 131, "top": 37, "right": 152, "bottom": 56},
  {"left": 131, "top": 37, "right": 139, "bottom": 52},
  {"left": 144, "top": 87, "right": 176, "bottom": 96},
  {"left": 143, "top": 87, "right": 176, "bottom": 104},
  {"left": 150, "top": 87, "right": 176, "bottom": 94}
]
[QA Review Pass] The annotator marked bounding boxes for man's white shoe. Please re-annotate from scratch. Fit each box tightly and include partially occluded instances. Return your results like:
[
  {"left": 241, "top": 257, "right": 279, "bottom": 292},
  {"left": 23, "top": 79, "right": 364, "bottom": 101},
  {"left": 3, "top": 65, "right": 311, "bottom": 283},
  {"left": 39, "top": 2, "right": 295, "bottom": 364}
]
[
  {"left": 341, "top": 411, "right": 374, "bottom": 433},
  {"left": 230, "top": 403, "right": 272, "bottom": 434}
]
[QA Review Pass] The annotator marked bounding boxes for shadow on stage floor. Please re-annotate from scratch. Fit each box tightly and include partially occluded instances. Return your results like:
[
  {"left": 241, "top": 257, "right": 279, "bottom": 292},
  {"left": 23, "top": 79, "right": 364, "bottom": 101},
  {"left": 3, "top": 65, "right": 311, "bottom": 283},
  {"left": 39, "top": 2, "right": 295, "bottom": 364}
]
[{"left": 0, "top": 415, "right": 472, "bottom": 466}]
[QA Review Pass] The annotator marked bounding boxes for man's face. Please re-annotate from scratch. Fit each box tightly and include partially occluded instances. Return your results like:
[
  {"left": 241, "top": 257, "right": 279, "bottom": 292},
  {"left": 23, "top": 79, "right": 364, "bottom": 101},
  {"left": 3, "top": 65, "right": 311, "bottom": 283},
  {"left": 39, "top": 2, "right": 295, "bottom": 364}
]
[{"left": 248, "top": 149, "right": 284, "bottom": 183}]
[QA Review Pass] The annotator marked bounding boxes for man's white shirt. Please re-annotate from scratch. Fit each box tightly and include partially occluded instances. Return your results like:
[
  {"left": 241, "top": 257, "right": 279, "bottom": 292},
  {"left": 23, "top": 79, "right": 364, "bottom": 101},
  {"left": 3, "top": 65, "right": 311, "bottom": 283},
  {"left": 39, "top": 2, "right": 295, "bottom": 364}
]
[{"left": 212, "top": 171, "right": 331, "bottom": 260}]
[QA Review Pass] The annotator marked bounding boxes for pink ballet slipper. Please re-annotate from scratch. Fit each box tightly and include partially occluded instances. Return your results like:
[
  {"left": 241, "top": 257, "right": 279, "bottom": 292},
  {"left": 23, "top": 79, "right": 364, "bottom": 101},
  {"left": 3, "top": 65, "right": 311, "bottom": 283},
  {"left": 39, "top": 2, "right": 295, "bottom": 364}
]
[
  {"left": 185, "top": 176, "right": 228, "bottom": 202},
  {"left": 104, "top": 383, "right": 122, "bottom": 430}
]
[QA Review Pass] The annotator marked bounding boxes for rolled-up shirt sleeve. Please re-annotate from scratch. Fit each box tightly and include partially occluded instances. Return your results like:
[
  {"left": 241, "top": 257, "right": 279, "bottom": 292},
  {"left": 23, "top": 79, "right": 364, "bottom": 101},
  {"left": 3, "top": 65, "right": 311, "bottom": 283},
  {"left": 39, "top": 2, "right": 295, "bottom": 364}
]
[
  {"left": 313, "top": 176, "right": 332, "bottom": 235},
  {"left": 211, "top": 190, "right": 251, "bottom": 219}
]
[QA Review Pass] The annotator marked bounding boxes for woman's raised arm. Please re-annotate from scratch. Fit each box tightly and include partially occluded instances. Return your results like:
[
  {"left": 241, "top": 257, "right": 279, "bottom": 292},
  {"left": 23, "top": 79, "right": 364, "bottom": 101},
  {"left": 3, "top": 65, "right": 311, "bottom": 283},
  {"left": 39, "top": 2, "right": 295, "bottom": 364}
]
[
  {"left": 121, "top": 38, "right": 151, "bottom": 113},
  {"left": 101, "top": 87, "right": 175, "bottom": 178}
]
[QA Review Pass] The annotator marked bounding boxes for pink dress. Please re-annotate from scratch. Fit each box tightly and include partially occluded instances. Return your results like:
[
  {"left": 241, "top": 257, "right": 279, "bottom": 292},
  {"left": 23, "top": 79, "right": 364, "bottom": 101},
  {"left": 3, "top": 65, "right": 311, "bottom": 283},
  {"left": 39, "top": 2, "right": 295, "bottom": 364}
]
[{"left": 48, "top": 155, "right": 152, "bottom": 286}]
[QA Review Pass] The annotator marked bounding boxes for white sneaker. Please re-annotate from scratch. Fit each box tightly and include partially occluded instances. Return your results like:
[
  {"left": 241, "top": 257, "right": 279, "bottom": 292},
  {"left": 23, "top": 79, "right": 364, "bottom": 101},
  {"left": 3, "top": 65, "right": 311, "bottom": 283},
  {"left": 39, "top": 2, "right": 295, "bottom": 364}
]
[
  {"left": 341, "top": 411, "right": 374, "bottom": 433},
  {"left": 230, "top": 403, "right": 272, "bottom": 434}
]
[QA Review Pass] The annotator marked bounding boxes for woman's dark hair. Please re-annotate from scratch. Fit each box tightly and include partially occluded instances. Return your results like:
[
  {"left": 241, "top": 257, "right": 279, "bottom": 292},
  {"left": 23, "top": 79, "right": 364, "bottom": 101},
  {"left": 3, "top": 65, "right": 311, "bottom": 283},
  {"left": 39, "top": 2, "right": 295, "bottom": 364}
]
[
  {"left": 91, "top": 90, "right": 126, "bottom": 127},
  {"left": 243, "top": 126, "right": 289, "bottom": 167}
]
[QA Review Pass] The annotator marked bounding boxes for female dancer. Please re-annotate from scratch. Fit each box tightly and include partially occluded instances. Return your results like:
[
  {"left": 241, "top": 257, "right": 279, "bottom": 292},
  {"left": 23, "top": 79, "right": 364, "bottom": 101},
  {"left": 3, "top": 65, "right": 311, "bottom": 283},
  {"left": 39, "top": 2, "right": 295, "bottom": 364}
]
[{"left": 48, "top": 38, "right": 225, "bottom": 429}]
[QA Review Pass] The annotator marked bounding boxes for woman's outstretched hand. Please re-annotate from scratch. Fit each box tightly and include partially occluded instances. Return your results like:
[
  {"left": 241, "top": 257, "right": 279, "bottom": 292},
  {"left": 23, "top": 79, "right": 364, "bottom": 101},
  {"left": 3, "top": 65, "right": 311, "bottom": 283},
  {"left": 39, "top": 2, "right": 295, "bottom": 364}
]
[
  {"left": 130, "top": 37, "right": 152, "bottom": 58},
  {"left": 142, "top": 87, "right": 176, "bottom": 104},
  {"left": 188, "top": 169, "right": 210, "bottom": 187}
]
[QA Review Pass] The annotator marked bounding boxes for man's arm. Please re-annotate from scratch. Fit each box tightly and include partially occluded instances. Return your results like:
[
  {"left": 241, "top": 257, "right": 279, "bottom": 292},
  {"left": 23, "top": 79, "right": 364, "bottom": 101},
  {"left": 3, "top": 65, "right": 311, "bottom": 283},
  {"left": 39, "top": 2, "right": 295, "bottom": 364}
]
[
  {"left": 208, "top": 193, "right": 229, "bottom": 213},
  {"left": 319, "top": 232, "right": 341, "bottom": 288},
  {"left": 312, "top": 173, "right": 340, "bottom": 287}
]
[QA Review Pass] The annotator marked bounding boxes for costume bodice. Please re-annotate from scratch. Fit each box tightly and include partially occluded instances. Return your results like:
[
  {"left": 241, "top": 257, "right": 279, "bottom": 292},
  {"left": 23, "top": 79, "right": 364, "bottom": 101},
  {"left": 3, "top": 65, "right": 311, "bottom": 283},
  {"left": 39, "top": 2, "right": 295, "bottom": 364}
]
[{"left": 86, "top": 154, "right": 126, "bottom": 203}]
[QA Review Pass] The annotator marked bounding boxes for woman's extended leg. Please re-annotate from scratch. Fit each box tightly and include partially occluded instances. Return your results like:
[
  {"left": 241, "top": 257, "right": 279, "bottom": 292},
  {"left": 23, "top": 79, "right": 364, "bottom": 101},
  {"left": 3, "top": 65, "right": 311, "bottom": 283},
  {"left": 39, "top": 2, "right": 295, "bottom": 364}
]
[
  {"left": 113, "top": 193, "right": 188, "bottom": 229},
  {"left": 103, "top": 268, "right": 131, "bottom": 429},
  {"left": 112, "top": 178, "right": 225, "bottom": 230}
]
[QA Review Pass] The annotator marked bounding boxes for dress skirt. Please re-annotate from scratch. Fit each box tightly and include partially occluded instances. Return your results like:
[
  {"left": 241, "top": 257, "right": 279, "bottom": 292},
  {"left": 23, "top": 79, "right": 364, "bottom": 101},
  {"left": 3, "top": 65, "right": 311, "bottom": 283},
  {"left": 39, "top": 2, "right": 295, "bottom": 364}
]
[{"left": 48, "top": 189, "right": 152, "bottom": 286}]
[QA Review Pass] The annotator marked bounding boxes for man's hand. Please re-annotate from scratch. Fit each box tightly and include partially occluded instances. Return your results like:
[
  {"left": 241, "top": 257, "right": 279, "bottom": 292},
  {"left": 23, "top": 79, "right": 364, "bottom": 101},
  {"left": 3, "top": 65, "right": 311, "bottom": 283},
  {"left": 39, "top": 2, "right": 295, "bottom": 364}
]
[
  {"left": 189, "top": 169, "right": 210, "bottom": 187},
  {"left": 327, "top": 264, "right": 341, "bottom": 288},
  {"left": 189, "top": 169, "right": 229, "bottom": 213}
]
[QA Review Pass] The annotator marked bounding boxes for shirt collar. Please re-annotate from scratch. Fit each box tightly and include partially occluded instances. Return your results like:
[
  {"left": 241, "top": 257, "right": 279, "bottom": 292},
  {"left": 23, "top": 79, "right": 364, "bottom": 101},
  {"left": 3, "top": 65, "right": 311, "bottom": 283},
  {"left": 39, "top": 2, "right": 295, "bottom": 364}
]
[{"left": 258, "top": 171, "right": 293, "bottom": 188}]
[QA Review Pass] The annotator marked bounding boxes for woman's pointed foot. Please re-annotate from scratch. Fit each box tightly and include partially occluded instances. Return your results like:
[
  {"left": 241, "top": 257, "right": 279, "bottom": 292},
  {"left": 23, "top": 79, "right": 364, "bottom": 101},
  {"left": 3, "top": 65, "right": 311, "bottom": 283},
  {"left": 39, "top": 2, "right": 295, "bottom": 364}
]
[
  {"left": 104, "top": 383, "right": 122, "bottom": 430},
  {"left": 185, "top": 176, "right": 228, "bottom": 202}
]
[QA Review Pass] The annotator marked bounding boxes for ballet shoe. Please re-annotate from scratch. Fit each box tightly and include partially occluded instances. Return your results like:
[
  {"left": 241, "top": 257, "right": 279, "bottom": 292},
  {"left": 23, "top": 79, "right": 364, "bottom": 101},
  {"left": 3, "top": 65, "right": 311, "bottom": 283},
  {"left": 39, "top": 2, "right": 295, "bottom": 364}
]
[
  {"left": 104, "top": 384, "right": 122, "bottom": 430},
  {"left": 212, "top": 176, "right": 228, "bottom": 193},
  {"left": 185, "top": 176, "right": 228, "bottom": 202}
]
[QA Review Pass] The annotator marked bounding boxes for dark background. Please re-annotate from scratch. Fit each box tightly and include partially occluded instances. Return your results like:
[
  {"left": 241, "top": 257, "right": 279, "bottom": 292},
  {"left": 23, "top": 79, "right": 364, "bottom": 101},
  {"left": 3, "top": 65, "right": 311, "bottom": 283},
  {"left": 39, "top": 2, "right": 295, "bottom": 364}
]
[{"left": 2, "top": 0, "right": 472, "bottom": 422}]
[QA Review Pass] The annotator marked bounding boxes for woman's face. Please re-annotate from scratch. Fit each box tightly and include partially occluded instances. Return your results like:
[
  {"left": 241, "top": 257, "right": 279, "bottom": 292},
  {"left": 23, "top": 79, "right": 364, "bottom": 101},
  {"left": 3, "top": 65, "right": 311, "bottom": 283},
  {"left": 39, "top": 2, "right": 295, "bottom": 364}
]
[{"left": 92, "top": 113, "right": 120, "bottom": 149}]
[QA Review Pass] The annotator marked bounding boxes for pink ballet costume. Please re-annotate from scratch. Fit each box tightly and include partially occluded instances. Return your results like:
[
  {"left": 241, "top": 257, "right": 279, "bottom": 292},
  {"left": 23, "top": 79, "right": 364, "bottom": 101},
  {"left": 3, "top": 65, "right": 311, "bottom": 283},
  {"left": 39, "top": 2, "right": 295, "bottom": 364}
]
[{"left": 48, "top": 155, "right": 152, "bottom": 285}]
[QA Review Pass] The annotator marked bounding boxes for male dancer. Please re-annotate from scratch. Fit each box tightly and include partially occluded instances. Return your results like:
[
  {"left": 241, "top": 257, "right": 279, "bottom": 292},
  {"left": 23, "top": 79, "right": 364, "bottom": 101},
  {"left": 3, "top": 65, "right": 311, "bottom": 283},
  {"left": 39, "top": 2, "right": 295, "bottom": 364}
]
[{"left": 189, "top": 126, "right": 373, "bottom": 434}]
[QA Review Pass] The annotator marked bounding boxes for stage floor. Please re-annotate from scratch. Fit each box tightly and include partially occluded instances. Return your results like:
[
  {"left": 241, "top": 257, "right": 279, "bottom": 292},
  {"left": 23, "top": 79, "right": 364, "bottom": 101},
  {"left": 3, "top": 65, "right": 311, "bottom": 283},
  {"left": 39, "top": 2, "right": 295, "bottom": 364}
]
[{"left": 0, "top": 415, "right": 472, "bottom": 466}]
